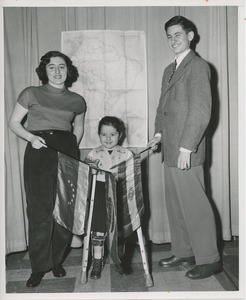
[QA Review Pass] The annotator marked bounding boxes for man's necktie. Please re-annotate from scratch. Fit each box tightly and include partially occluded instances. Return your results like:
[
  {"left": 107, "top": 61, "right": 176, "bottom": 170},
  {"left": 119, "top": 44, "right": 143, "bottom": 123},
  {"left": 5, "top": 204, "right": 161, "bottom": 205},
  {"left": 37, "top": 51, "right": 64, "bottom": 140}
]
[{"left": 167, "top": 59, "right": 177, "bottom": 85}]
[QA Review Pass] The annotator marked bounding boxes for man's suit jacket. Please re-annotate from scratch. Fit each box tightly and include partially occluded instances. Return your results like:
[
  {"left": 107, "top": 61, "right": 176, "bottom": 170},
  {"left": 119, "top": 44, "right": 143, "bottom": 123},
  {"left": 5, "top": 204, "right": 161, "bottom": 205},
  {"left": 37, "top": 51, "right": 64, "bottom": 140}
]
[{"left": 154, "top": 50, "right": 212, "bottom": 167}]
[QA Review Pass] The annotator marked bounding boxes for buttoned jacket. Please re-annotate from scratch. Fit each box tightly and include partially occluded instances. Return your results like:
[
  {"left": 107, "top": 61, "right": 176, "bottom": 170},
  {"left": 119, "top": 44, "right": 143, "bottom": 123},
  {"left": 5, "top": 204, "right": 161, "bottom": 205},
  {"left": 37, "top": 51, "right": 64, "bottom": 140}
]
[{"left": 154, "top": 50, "right": 212, "bottom": 167}]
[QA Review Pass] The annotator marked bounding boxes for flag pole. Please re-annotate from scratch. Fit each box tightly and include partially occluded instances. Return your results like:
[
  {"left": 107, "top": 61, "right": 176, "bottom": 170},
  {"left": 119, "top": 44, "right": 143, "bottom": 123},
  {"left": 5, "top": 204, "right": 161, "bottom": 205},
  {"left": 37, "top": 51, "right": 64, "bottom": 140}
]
[
  {"left": 47, "top": 144, "right": 111, "bottom": 174},
  {"left": 110, "top": 146, "right": 153, "bottom": 170},
  {"left": 80, "top": 172, "right": 97, "bottom": 284},
  {"left": 138, "top": 141, "right": 161, "bottom": 155},
  {"left": 138, "top": 146, "right": 152, "bottom": 155},
  {"left": 136, "top": 226, "right": 154, "bottom": 288}
]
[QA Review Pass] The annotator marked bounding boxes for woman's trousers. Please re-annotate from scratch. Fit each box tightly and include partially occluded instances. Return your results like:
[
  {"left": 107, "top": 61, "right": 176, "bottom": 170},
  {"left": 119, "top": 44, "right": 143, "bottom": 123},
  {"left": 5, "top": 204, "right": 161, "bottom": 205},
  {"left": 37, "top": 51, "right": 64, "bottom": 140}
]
[{"left": 24, "top": 131, "right": 79, "bottom": 273}]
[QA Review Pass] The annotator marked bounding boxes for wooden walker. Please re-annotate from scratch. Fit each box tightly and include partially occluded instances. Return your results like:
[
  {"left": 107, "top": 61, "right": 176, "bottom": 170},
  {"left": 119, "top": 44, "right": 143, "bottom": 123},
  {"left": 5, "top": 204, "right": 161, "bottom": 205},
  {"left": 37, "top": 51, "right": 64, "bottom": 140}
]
[{"left": 80, "top": 172, "right": 154, "bottom": 288}]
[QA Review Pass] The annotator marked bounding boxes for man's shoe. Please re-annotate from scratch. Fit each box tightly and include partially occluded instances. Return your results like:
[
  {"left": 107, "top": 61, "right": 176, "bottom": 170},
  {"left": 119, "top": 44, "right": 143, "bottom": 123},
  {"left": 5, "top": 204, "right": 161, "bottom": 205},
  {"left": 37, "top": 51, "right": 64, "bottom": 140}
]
[
  {"left": 159, "top": 255, "right": 195, "bottom": 268},
  {"left": 52, "top": 264, "right": 66, "bottom": 277},
  {"left": 90, "top": 258, "right": 103, "bottom": 280},
  {"left": 114, "top": 263, "right": 131, "bottom": 277},
  {"left": 185, "top": 260, "right": 222, "bottom": 279},
  {"left": 26, "top": 271, "right": 45, "bottom": 287}
]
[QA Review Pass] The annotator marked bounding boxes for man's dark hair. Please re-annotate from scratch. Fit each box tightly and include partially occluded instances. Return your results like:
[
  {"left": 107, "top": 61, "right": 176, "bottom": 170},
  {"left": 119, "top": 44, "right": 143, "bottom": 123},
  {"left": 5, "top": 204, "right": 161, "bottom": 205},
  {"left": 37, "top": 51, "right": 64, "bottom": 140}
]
[
  {"left": 164, "top": 15, "right": 196, "bottom": 34},
  {"left": 35, "top": 51, "right": 79, "bottom": 87}
]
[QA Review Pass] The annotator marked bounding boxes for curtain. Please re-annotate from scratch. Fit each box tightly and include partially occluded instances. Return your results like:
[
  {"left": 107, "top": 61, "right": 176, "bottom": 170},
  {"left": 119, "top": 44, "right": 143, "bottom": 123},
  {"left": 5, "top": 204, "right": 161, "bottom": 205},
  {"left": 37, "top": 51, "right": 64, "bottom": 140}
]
[
  {"left": 4, "top": 8, "right": 40, "bottom": 253},
  {"left": 4, "top": 6, "right": 239, "bottom": 254}
]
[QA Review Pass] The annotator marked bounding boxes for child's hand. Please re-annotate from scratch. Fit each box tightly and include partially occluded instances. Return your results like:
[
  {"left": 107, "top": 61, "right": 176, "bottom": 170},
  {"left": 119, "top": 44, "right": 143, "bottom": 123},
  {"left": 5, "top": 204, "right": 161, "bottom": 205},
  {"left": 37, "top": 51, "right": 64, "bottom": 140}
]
[
  {"left": 112, "top": 170, "right": 124, "bottom": 181},
  {"left": 111, "top": 170, "right": 118, "bottom": 180},
  {"left": 84, "top": 157, "right": 100, "bottom": 169}
]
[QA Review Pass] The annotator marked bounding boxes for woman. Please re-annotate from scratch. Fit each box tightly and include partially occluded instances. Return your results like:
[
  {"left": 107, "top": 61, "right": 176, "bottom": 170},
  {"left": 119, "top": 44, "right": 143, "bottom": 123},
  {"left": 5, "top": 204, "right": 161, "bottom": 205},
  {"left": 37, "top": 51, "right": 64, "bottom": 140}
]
[{"left": 8, "top": 51, "right": 86, "bottom": 287}]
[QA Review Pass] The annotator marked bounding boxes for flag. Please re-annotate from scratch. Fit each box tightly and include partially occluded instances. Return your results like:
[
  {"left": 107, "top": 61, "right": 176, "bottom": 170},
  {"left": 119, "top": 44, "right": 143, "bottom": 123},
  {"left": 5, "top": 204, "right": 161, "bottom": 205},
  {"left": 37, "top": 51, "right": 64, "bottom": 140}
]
[
  {"left": 111, "top": 154, "right": 144, "bottom": 238},
  {"left": 105, "top": 172, "right": 121, "bottom": 265},
  {"left": 53, "top": 152, "right": 91, "bottom": 235}
]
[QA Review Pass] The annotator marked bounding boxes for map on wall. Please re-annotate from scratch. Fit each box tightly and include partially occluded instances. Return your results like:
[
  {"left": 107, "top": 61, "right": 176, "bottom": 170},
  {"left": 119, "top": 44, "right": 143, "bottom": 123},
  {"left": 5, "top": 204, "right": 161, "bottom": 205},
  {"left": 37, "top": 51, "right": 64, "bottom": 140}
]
[{"left": 61, "top": 30, "right": 148, "bottom": 149}]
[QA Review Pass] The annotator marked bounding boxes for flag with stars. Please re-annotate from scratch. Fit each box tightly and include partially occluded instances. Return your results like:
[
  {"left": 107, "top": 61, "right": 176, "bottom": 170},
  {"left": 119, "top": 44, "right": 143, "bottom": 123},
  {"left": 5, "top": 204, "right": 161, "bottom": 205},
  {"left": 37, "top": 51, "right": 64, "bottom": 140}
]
[
  {"left": 111, "top": 153, "right": 144, "bottom": 238},
  {"left": 53, "top": 152, "right": 91, "bottom": 235}
]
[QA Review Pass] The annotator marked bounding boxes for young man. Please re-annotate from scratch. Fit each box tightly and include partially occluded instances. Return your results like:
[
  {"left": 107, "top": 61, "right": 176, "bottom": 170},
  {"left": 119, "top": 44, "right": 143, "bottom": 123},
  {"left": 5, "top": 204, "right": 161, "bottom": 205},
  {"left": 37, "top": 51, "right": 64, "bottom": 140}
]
[{"left": 148, "top": 16, "right": 222, "bottom": 279}]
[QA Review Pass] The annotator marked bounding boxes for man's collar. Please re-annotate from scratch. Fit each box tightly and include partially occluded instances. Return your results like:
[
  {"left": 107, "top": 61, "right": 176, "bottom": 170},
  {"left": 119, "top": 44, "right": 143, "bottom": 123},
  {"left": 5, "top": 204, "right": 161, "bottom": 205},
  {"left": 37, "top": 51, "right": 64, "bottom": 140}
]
[{"left": 175, "top": 49, "right": 191, "bottom": 68}]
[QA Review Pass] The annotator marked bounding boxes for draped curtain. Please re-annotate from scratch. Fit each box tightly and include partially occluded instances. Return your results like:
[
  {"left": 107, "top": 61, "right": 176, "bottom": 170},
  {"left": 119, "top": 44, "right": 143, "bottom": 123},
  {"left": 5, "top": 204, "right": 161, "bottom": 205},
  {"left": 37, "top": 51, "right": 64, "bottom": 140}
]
[{"left": 4, "top": 6, "right": 239, "bottom": 254}]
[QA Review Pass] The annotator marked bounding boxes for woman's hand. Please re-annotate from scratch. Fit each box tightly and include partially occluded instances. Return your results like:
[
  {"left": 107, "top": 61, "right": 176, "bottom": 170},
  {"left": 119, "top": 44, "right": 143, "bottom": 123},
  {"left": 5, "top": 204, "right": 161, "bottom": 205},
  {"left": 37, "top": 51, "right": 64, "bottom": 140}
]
[{"left": 29, "top": 135, "right": 47, "bottom": 149}]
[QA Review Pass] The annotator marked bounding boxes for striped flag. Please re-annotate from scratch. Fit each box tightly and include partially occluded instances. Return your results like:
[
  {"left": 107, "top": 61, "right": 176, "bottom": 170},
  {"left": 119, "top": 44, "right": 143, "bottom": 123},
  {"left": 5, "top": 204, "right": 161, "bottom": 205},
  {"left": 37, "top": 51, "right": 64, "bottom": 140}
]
[
  {"left": 105, "top": 172, "right": 121, "bottom": 265},
  {"left": 111, "top": 154, "right": 144, "bottom": 238},
  {"left": 53, "top": 152, "right": 91, "bottom": 235}
]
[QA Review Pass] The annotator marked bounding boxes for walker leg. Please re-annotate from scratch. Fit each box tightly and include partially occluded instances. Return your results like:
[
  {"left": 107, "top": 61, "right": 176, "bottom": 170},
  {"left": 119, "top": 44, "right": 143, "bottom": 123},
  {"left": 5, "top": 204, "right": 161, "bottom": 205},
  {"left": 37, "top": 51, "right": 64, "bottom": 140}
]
[
  {"left": 136, "top": 227, "right": 154, "bottom": 288},
  {"left": 80, "top": 174, "right": 97, "bottom": 284},
  {"left": 80, "top": 233, "right": 90, "bottom": 284}
]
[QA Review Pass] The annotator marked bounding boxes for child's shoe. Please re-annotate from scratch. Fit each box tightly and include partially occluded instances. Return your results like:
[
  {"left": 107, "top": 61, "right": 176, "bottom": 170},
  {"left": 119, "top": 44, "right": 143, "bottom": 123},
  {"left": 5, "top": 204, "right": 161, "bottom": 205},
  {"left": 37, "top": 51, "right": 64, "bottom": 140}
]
[
  {"left": 114, "top": 263, "right": 131, "bottom": 277},
  {"left": 90, "top": 258, "right": 103, "bottom": 280}
]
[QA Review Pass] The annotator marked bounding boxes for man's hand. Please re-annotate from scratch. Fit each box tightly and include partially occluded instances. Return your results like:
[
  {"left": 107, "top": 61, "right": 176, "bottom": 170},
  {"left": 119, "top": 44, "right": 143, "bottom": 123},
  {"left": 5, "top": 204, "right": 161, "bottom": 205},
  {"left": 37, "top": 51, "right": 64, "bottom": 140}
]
[
  {"left": 148, "top": 136, "right": 161, "bottom": 151},
  {"left": 177, "top": 151, "right": 191, "bottom": 170}
]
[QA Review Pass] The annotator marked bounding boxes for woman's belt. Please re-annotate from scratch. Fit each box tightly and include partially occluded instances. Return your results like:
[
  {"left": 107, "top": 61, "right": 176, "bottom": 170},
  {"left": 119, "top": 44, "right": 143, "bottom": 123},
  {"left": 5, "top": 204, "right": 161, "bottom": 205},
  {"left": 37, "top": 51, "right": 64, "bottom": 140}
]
[{"left": 30, "top": 130, "right": 69, "bottom": 135}]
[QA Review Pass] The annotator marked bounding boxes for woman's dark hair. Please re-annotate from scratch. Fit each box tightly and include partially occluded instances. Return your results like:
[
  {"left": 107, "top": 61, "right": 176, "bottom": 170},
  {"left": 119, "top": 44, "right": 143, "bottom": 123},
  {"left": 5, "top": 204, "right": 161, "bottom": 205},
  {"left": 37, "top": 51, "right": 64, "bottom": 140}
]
[
  {"left": 35, "top": 51, "right": 79, "bottom": 87},
  {"left": 164, "top": 15, "right": 196, "bottom": 35},
  {"left": 98, "top": 116, "right": 126, "bottom": 144}
]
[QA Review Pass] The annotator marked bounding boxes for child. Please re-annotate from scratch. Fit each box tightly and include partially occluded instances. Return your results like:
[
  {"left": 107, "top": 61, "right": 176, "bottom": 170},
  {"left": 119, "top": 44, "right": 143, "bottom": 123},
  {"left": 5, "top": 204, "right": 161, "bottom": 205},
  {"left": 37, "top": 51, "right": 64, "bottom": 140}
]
[{"left": 85, "top": 116, "right": 133, "bottom": 280}]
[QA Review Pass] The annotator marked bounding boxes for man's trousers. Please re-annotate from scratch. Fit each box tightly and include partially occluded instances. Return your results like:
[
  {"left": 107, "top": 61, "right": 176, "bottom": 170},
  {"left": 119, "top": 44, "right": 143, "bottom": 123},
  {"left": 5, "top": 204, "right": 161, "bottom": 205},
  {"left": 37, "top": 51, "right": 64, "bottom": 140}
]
[{"left": 164, "top": 163, "right": 220, "bottom": 265}]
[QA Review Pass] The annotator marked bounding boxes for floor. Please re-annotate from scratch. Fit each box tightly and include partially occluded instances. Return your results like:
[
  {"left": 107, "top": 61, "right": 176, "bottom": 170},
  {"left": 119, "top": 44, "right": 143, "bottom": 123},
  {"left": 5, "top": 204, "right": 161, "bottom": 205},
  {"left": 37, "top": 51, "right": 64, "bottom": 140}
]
[{"left": 5, "top": 237, "right": 239, "bottom": 298}]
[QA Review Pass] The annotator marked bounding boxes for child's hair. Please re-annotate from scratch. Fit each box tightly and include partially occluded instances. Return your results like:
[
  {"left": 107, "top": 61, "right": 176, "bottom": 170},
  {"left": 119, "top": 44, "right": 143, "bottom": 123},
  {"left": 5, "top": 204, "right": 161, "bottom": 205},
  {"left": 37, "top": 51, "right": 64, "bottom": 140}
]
[{"left": 98, "top": 116, "right": 126, "bottom": 145}]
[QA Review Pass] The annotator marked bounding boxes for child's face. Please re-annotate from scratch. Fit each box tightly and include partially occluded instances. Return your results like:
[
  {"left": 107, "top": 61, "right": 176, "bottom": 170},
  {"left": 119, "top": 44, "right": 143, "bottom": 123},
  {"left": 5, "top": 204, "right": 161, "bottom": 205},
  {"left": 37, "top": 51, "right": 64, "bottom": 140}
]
[{"left": 99, "top": 125, "right": 120, "bottom": 150}]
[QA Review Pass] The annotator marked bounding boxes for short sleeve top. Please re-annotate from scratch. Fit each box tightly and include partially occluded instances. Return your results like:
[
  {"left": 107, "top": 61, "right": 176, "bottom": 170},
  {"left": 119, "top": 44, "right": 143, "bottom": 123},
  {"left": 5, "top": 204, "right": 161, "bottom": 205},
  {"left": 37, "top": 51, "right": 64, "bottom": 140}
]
[{"left": 17, "top": 83, "right": 86, "bottom": 132}]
